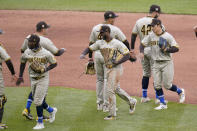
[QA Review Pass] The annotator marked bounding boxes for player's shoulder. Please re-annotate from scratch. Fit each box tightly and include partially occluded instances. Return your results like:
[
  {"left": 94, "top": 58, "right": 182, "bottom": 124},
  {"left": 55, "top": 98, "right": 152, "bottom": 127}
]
[
  {"left": 136, "top": 16, "right": 153, "bottom": 24},
  {"left": 161, "top": 31, "right": 173, "bottom": 39},
  {"left": 41, "top": 47, "right": 53, "bottom": 55},
  {"left": 92, "top": 24, "right": 103, "bottom": 30}
]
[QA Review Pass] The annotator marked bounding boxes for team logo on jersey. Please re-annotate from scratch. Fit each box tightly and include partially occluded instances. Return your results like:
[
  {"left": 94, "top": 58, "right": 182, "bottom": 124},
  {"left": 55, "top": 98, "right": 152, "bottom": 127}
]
[{"left": 28, "top": 57, "right": 47, "bottom": 64}]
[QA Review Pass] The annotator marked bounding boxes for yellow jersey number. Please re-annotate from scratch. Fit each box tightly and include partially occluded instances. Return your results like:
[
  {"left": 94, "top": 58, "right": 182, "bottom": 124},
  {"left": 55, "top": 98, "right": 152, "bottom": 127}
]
[{"left": 141, "top": 25, "right": 152, "bottom": 36}]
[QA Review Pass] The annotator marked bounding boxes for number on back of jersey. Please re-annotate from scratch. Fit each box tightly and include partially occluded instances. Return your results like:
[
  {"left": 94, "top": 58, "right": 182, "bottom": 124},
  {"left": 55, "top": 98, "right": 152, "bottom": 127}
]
[{"left": 141, "top": 25, "right": 151, "bottom": 35}]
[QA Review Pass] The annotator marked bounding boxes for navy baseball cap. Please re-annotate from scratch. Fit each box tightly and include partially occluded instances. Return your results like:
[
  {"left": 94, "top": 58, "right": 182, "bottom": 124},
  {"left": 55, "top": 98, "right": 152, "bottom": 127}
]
[
  {"left": 0, "top": 29, "right": 3, "bottom": 35},
  {"left": 149, "top": 5, "right": 161, "bottom": 13},
  {"left": 104, "top": 11, "right": 118, "bottom": 20},
  {"left": 36, "top": 21, "right": 50, "bottom": 31},
  {"left": 97, "top": 25, "right": 111, "bottom": 33},
  {"left": 150, "top": 18, "right": 162, "bottom": 26}
]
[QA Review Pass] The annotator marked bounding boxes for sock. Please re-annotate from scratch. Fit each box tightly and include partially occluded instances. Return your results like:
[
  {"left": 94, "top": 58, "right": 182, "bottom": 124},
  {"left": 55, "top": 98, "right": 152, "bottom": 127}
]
[
  {"left": 42, "top": 99, "right": 53, "bottom": 113},
  {"left": 156, "top": 88, "right": 166, "bottom": 104},
  {"left": 36, "top": 105, "right": 43, "bottom": 123},
  {"left": 142, "top": 76, "right": 149, "bottom": 98},
  {"left": 0, "top": 108, "right": 4, "bottom": 123},
  {"left": 169, "top": 84, "right": 182, "bottom": 95},
  {"left": 26, "top": 92, "right": 33, "bottom": 112}
]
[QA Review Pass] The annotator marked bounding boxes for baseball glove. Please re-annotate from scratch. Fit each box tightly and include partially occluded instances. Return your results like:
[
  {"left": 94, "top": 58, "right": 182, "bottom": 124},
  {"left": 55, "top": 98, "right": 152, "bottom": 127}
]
[
  {"left": 129, "top": 51, "right": 137, "bottom": 62},
  {"left": 100, "top": 48, "right": 123, "bottom": 69},
  {"left": 85, "top": 60, "right": 96, "bottom": 75},
  {"left": 30, "top": 60, "right": 45, "bottom": 73},
  {"left": 159, "top": 37, "right": 168, "bottom": 52}
]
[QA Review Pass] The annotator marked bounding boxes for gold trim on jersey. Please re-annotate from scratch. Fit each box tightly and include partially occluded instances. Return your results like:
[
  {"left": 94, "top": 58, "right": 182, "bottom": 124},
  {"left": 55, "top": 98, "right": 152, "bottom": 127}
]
[{"left": 5, "top": 58, "right": 11, "bottom": 62}]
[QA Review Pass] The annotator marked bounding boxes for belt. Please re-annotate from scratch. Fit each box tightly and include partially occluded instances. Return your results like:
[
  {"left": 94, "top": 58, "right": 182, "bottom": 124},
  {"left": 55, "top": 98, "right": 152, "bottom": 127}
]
[{"left": 32, "top": 76, "right": 45, "bottom": 80}]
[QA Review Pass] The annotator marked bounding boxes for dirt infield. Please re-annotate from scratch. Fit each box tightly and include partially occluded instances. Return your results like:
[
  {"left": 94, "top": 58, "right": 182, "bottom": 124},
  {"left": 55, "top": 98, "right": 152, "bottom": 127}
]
[{"left": 0, "top": 10, "right": 196, "bottom": 104}]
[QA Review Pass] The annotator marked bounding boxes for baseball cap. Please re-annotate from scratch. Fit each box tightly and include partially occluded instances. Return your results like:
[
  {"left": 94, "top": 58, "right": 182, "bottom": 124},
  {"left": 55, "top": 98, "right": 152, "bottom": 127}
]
[
  {"left": 0, "top": 29, "right": 3, "bottom": 35},
  {"left": 36, "top": 21, "right": 50, "bottom": 31},
  {"left": 98, "top": 25, "right": 111, "bottom": 33},
  {"left": 150, "top": 18, "right": 162, "bottom": 26},
  {"left": 149, "top": 5, "right": 161, "bottom": 13},
  {"left": 104, "top": 11, "right": 118, "bottom": 20}
]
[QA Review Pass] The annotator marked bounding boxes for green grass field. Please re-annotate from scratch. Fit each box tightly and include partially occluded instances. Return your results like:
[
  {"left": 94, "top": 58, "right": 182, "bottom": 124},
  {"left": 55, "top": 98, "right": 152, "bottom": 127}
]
[
  {"left": 0, "top": 0, "right": 197, "bottom": 14},
  {"left": 3, "top": 87, "right": 197, "bottom": 131}
]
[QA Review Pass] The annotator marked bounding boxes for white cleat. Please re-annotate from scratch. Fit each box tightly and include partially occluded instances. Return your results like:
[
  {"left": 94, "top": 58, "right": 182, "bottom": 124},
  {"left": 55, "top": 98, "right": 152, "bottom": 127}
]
[
  {"left": 49, "top": 107, "right": 57, "bottom": 123},
  {"left": 104, "top": 115, "right": 116, "bottom": 120},
  {"left": 141, "top": 97, "right": 151, "bottom": 103},
  {"left": 97, "top": 104, "right": 103, "bottom": 111},
  {"left": 179, "top": 88, "right": 185, "bottom": 103},
  {"left": 33, "top": 122, "right": 44, "bottom": 130},
  {"left": 154, "top": 103, "right": 167, "bottom": 110},
  {"left": 155, "top": 99, "right": 168, "bottom": 104},
  {"left": 129, "top": 98, "right": 137, "bottom": 114}
]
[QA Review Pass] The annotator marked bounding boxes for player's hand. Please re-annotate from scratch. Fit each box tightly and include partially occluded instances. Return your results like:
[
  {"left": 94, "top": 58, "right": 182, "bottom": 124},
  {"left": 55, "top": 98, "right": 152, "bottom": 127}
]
[
  {"left": 80, "top": 54, "right": 86, "bottom": 59},
  {"left": 16, "top": 77, "right": 24, "bottom": 86},
  {"left": 11, "top": 75, "right": 17, "bottom": 82},
  {"left": 139, "top": 53, "right": 144, "bottom": 60}
]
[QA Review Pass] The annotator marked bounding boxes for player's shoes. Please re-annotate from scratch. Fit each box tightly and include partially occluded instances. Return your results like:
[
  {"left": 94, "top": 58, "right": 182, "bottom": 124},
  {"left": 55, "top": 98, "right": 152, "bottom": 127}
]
[
  {"left": 129, "top": 98, "right": 137, "bottom": 114},
  {"left": 141, "top": 97, "right": 151, "bottom": 103},
  {"left": 104, "top": 115, "right": 116, "bottom": 120},
  {"left": 97, "top": 103, "right": 103, "bottom": 111},
  {"left": 36, "top": 115, "right": 50, "bottom": 122},
  {"left": 22, "top": 108, "right": 34, "bottom": 120},
  {"left": 0, "top": 123, "right": 8, "bottom": 129},
  {"left": 33, "top": 122, "right": 44, "bottom": 130},
  {"left": 155, "top": 99, "right": 168, "bottom": 104},
  {"left": 49, "top": 107, "right": 57, "bottom": 123},
  {"left": 179, "top": 88, "right": 185, "bottom": 103},
  {"left": 154, "top": 103, "right": 168, "bottom": 110}
]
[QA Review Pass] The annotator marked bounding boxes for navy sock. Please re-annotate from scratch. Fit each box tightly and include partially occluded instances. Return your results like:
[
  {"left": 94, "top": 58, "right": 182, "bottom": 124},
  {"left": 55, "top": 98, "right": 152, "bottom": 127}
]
[
  {"left": 156, "top": 88, "right": 166, "bottom": 104},
  {"left": 26, "top": 92, "right": 33, "bottom": 112},
  {"left": 142, "top": 76, "right": 149, "bottom": 98},
  {"left": 43, "top": 99, "right": 53, "bottom": 113},
  {"left": 169, "top": 84, "right": 182, "bottom": 94},
  {"left": 36, "top": 105, "right": 43, "bottom": 123}
]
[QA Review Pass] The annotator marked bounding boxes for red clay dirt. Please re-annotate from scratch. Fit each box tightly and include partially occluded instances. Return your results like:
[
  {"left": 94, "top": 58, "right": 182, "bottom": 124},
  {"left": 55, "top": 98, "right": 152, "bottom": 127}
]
[{"left": 0, "top": 10, "right": 196, "bottom": 104}]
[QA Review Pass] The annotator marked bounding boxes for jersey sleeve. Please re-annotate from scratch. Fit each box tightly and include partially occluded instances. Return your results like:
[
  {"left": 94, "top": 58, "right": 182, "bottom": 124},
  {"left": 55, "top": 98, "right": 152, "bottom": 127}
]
[
  {"left": 20, "top": 52, "right": 28, "bottom": 63},
  {"left": 0, "top": 46, "right": 10, "bottom": 61},
  {"left": 132, "top": 22, "right": 138, "bottom": 35},
  {"left": 21, "top": 38, "right": 29, "bottom": 52},
  {"left": 167, "top": 34, "right": 179, "bottom": 48},
  {"left": 141, "top": 35, "right": 151, "bottom": 47},
  {"left": 115, "top": 28, "right": 127, "bottom": 42},
  {"left": 117, "top": 41, "right": 129, "bottom": 55},
  {"left": 46, "top": 52, "right": 57, "bottom": 64},
  {"left": 89, "top": 27, "right": 97, "bottom": 43},
  {"left": 42, "top": 39, "right": 59, "bottom": 55},
  {"left": 89, "top": 41, "right": 100, "bottom": 51}
]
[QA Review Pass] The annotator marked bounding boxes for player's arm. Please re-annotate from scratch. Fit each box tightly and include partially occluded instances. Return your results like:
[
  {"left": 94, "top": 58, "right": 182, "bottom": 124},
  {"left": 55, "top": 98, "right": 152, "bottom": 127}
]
[
  {"left": 164, "top": 35, "right": 179, "bottom": 53},
  {"left": 131, "top": 33, "right": 137, "bottom": 50},
  {"left": 5, "top": 59, "right": 15, "bottom": 76},
  {"left": 80, "top": 41, "right": 99, "bottom": 59},
  {"left": 46, "top": 53, "right": 57, "bottom": 72},
  {"left": 122, "top": 40, "right": 130, "bottom": 51},
  {"left": 54, "top": 48, "right": 65, "bottom": 56},
  {"left": 21, "top": 38, "right": 29, "bottom": 53},
  {"left": 88, "top": 42, "right": 94, "bottom": 58}
]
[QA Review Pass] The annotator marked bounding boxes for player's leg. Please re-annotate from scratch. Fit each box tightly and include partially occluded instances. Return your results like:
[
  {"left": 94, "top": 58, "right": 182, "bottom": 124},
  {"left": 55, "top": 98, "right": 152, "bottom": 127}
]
[
  {"left": 141, "top": 55, "right": 151, "bottom": 103},
  {"left": 22, "top": 92, "right": 34, "bottom": 120},
  {"left": 163, "top": 61, "right": 185, "bottom": 103},
  {"left": 153, "top": 61, "right": 167, "bottom": 110},
  {"left": 94, "top": 51, "right": 105, "bottom": 110}
]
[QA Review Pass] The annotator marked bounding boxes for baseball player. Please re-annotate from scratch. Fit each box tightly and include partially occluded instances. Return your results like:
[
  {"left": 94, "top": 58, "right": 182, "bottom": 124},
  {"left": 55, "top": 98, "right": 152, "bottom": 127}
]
[
  {"left": 21, "top": 21, "right": 65, "bottom": 120},
  {"left": 131, "top": 5, "right": 164, "bottom": 103},
  {"left": 88, "top": 11, "right": 132, "bottom": 112},
  {"left": 141, "top": 19, "right": 185, "bottom": 110},
  {"left": 80, "top": 25, "right": 137, "bottom": 120},
  {"left": 194, "top": 26, "right": 197, "bottom": 37},
  {"left": 16, "top": 34, "right": 58, "bottom": 129},
  {"left": 0, "top": 29, "right": 17, "bottom": 129}
]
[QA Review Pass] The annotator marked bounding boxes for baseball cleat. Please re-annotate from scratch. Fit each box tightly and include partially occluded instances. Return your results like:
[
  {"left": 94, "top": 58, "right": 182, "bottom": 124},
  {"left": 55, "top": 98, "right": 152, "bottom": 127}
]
[
  {"left": 141, "top": 97, "right": 151, "bottom": 103},
  {"left": 154, "top": 103, "right": 167, "bottom": 110},
  {"left": 33, "top": 122, "right": 44, "bottom": 130},
  {"left": 97, "top": 103, "right": 103, "bottom": 111},
  {"left": 179, "top": 88, "right": 185, "bottom": 103},
  {"left": 129, "top": 98, "right": 137, "bottom": 114},
  {"left": 22, "top": 108, "right": 34, "bottom": 120},
  {"left": 103, "top": 105, "right": 109, "bottom": 112},
  {"left": 49, "top": 107, "right": 57, "bottom": 123},
  {"left": 155, "top": 99, "right": 168, "bottom": 104},
  {"left": 0, "top": 123, "right": 8, "bottom": 129},
  {"left": 36, "top": 115, "right": 50, "bottom": 122},
  {"left": 104, "top": 115, "right": 116, "bottom": 120}
]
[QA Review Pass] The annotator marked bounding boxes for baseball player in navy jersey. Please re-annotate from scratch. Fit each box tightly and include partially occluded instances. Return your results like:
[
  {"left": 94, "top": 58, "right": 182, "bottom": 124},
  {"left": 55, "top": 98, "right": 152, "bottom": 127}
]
[
  {"left": 21, "top": 21, "right": 65, "bottom": 120},
  {"left": 131, "top": 5, "right": 164, "bottom": 103},
  {"left": 142, "top": 19, "right": 185, "bottom": 110},
  {"left": 88, "top": 11, "right": 132, "bottom": 112},
  {"left": 16, "top": 34, "right": 58, "bottom": 129},
  {"left": 81, "top": 25, "right": 137, "bottom": 120},
  {"left": 0, "top": 29, "right": 17, "bottom": 129}
]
